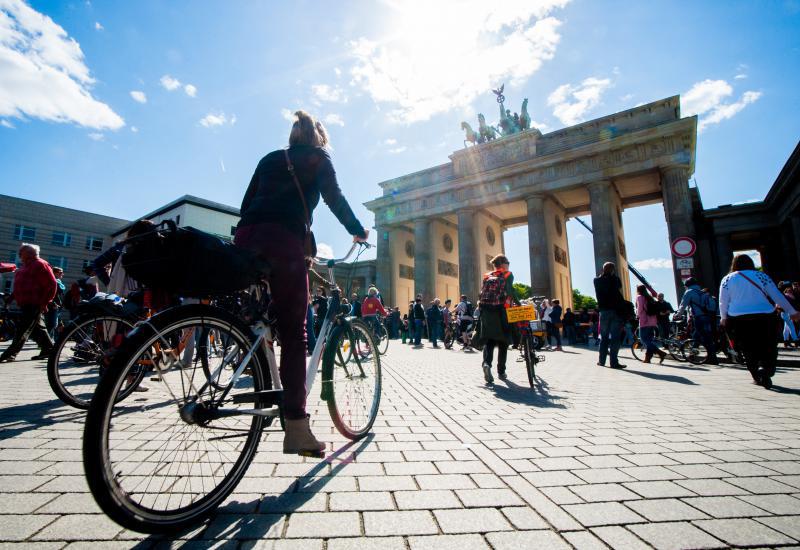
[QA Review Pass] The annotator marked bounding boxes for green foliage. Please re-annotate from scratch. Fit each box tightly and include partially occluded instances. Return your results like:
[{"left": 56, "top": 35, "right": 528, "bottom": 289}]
[
  {"left": 513, "top": 282, "right": 532, "bottom": 300},
  {"left": 572, "top": 288, "right": 597, "bottom": 310}
]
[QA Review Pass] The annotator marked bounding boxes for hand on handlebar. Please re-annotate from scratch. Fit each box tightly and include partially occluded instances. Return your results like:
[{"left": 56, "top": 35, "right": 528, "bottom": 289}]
[{"left": 354, "top": 229, "right": 370, "bottom": 244}]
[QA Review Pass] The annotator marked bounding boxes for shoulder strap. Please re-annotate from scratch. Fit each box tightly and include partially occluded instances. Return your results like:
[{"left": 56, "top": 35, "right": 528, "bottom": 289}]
[
  {"left": 738, "top": 272, "right": 775, "bottom": 306},
  {"left": 284, "top": 149, "right": 312, "bottom": 227}
]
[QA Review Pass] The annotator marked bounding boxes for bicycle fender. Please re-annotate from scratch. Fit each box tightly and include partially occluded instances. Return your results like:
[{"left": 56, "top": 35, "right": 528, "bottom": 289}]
[{"left": 320, "top": 322, "right": 349, "bottom": 402}]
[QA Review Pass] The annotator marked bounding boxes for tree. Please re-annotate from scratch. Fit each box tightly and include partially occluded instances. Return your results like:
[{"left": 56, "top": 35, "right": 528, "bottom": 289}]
[
  {"left": 513, "top": 282, "right": 531, "bottom": 300},
  {"left": 572, "top": 288, "right": 597, "bottom": 310}
]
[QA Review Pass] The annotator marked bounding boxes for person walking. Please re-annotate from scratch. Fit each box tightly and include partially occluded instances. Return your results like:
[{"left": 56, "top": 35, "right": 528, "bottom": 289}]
[
  {"left": 349, "top": 292, "right": 362, "bottom": 318},
  {"left": 361, "top": 286, "right": 388, "bottom": 339},
  {"left": 45, "top": 266, "right": 65, "bottom": 340},
  {"left": 636, "top": 284, "right": 666, "bottom": 363},
  {"left": 412, "top": 295, "right": 426, "bottom": 347},
  {"left": 312, "top": 287, "right": 328, "bottom": 337},
  {"left": 778, "top": 282, "right": 799, "bottom": 347},
  {"left": 474, "top": 255, "right": 518, "bottom": 384},
  {"left": 593, "top": 262, "right": 627, "bottom": 369},
  {"left": 0, "top": 244, "right": 57, "bottom": 362},
  {"left": 455, "top": 294, "right": 475, "bottom": 348},
  {"left": 656, "top": 293, "right": 675, "bottom": 339},
  {"left": 720, "top": 254, "right": 799, "bottom": 389},
  {"left": 562, "top": 307, "right": 576, "bottom": 345},
  {"left": 426, "top": 298, "right": 443, "bottom": 348},
  {"left": 234, "top": 110, "right": 368, "bottom": 456},
  {"left": 548, "top": 298, "right": 563, "bottom": 351},
  {"left": 679, "top": 277, "right": 717, "bottom": 365}
]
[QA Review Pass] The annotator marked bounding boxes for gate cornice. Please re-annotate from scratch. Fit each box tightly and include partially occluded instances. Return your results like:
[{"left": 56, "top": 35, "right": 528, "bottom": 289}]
[{"left": 366, "top": 116, "right": 697, "bottom": 226}]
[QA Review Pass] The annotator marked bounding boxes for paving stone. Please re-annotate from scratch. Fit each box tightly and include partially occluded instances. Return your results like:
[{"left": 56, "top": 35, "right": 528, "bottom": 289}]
[
  {"left": 522, "top": 470, "right": 585, "bottom": 487},
  {"left": 384, "top": 461, "right": 437, "bottom": 476},
  {"left": 455, "top": 488, "right": 523, "bottom": 507},
  {"left": 500, "top": 506, "right": 548, "bottom": 529},
  {"left": 563, "top": 502, "right": 647, "bottom": 527},
  {"left": 714, "top": 462, "right": 781, "bottom": 477},
  {"left": 591, "top": 525, "right": 651, "bottom": 550},
  {"left": 539, "top": 486, "right": 583, "bottom": 504},
  {"left": 625, "top": 498, "right": 709, "bottom": 521},
  {"left": 32, "top": 514, "right": 122, "bottom": 541},
  {"left": 674, "top": 478, "right": 748, "bottom": 496},
  {"left": 628, "top": 521, "right": 726, "bottom": 550},
  {"left": 363, "top": 510, "right": 438, "bottom": 536},
  {"left": 357, "top": 475, "right": 416, "bottom": 491},
  {"left": 619, "top": 466, "right": 680, "bottom": 481},
  {"left": 739, "top": 493, "right": 800, "bottom": 514},
  {"left": 242, "top": 540, "right": 323, "bottom": 550},
  {"left": 724, "top": 476, "right": 797, "bottom": 494},
  {"left": 284, "top": 512, "right": 360, "bottom": 538},
  {"left": 259, "top": 492, "right": 327, "bottom": 513},
  {"left": 416, "top": 474, "right": 476, "bottom": 490},
  {"left": 0, "top": 492, "right": 57, "bottom": 514},
  {"left": 434, "top": 508, "right": 513, "bottom": 534},
  {"left": 561, "top": 530, "right": 609, "bottom": 550},
  {"left": 664, "top": 464, "right": 729, "bottom": 479},
  {"left": 485, "top": 530, "right": 571, "bottom": 550},
  {"left": 756, "top": 515, "right": 800, "bottom": 541},
  {"left": 395, "top": 489, "right": 462, "bottom": 510},
  {"left": 0, "top": 514, "right": 58, "bottom": 541},
  {"left": 693, "top": 518, "right": 797, "bottom": 546},
  {"left": 329, "top": 491, "right": 394, "bottom": 511},
  {"left": 569, "top": 483, "right": 640, "bottom": 503},
  {"left": 682, "top": 496, "right": 771, "bottom": 518},
  {"left": 407, "top": 534, "right": 490, "bottom": 550},
  {"left": 573, "top": 468, "right": 636, "bottom": 484},
  {"left": 203, "top": 513, "right": 285, "bottom": 540}
]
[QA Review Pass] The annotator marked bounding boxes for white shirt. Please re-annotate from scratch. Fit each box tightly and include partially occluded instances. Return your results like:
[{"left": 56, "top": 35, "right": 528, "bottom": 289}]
[
  {"left": 719, "top": 270, "right": 796, "bottom": 319},
  {"left": 455, "top": 300, "right": 473, "bottom": 320}
]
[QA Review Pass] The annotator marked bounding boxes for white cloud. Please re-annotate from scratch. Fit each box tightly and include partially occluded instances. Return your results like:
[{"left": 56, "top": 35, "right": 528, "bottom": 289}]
[
  {"left": 160, "top": 74, "right": 181, "bottom": 91},
  {"left": 312, "top": 83, "right": 347, "bottom": 103},
  {"left": 348, "top": 0, "right": 569, "bottom": 123},
  {"left": 316, "top": 242, "right": 334, "bottom": 259},
  {"left": 0, "top": 0, "right": 124, "bottom": 129},
  {"left": 130, "top": 126, "right": 138, "bottom": 133},
  {"left": 323, "top": 113, "right": 344, "bottom": 126},
  {"left": 633, "top": 258, "right": 673, "bottom": 270},
  {"left": 734, "top": 73, "right": 747, "bottom": 80},
  {"left": 199, "top": 111, "right": 235, "bottom": 127},
  {"left": 334, "top": 67, "right": 341, "bottom": 77},
  {"left": 384, "top": 138, "right": 397, "bottom": 145},
  {"left": 280, "top": 108, "right": 295, "bottom": 122},
  {"left": 1, "top": 118, "right": 15, "bottom": 128},
  {"left": 129, "top": 90, "right": 146, "bottom": 103},
  {"left": 547, "top": 76, "right": 611, "bottom": 126},
  {"left": 184, "top": 83, "right": 197, "bottom": 97},
  {"left": 219, "top": 158, "right": 226, "bottom": 173},
  {"left": 388, "top": 146, "right": 407, "bottom": 154},
  {"left": 87, "top": 132, "right": 104, "bottom": 141},
  {"left": 682, "top": 79, "right": 761, "bottom": 132},
  {"left": 94, "top": 21, "right": 103, "bottom": 31}
]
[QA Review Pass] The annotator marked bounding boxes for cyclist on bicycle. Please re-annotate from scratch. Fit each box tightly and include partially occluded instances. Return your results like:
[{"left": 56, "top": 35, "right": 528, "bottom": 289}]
[
  {"left": 361, "top": 286, "right": 387, "bottom": 339},
  {"left": 234, "top": 110, "right": 368, "bottom": 455}
]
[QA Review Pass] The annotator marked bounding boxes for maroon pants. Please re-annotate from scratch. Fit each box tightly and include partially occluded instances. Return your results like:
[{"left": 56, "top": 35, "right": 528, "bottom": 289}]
[{"left": 235, "top": 223, "right": 309, "bottom": 419}]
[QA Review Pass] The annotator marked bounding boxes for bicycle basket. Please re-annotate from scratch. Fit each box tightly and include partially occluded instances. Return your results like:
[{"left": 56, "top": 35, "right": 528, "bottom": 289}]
[{"left": 122, "top": 222, "right": 267, "bottom": 297}]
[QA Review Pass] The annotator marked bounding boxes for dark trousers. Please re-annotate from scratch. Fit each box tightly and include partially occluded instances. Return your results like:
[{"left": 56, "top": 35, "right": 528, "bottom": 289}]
[
  {"left": 546, "top": 321, "right": 562, "bottom": 347},
  {"left": 2, "top": 305, "right": 53, "bottom": 358},
  {"left": 657, "top": 318, "right": 671, "bottom": 339},
  {"left": 598, "top": 309, "right": 623, "bottom": 366},
  {"left": 640, "top": 325, "right": 659, "bottom": 354},
  {"left": 482, "top": 339, "right": 507, "bottom": 374},
  {"left": 414, "top": 319, "right": 424, "bottom": 345},
  {"left": 693, "top": 315, "right": 716, "bottom": 360},
  {"left": 235, "top": 223, "right": 309, "bottom": 420},
  {"left": 727, "top": 313, "right": 780, "bottom": 382}
]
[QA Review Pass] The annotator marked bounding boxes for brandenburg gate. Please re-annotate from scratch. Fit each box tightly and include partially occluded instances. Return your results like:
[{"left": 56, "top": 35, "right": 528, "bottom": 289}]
[{"left": 365, "top": 95, "right": 698, "bottom": 308}]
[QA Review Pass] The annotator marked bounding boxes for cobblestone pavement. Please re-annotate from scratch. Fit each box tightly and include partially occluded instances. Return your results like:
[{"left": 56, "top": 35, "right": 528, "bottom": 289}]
[{"left": 1, "top": 339, "right": 800, "bottom": 549}]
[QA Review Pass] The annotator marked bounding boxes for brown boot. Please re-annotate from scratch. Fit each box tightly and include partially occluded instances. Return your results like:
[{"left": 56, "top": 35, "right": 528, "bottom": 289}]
[
  {"left": 283, "top": 415, "right": 326, "bottom": 456},
  {"left": 657, "top": 350, "right": 666, "bottom": 364},
  {"left": 643, "top": 350, "right": 653, "bottom": 363}
]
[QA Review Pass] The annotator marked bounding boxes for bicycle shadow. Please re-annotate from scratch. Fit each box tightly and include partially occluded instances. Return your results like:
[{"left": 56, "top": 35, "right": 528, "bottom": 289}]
[
  {"left": 617, "top": 368, "right": 697, "bottom": 385},
  {"left": 152, "top": 434, "right": 376, "bottom": 543},
  {"left": 0, "top": 398, "right": 84, "bottom": 440},
  {"left": 489, "top": 377, "right": 567, "bottom": 409}
]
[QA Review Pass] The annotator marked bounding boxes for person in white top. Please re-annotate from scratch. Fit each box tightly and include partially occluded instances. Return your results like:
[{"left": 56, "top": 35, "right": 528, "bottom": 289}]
[{"left": 719, "top": 254, "right": 800, "bottom": 389}]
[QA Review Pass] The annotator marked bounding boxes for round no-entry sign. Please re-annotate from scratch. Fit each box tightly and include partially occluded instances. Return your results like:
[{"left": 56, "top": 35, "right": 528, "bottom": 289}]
[{"left": 671, "top": 237, "right": 696, "bottom": 258}]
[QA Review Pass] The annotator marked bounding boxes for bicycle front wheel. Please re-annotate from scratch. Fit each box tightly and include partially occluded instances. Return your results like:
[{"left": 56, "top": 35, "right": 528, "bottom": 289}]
[
  {"left": 522, "top": 336, "right": 536, "bottom": 388},
  {"left": 83, "top": 305, "right": 271, "bottom": 534},
  {"left": 681, "top": 339, "right": 708, "bottom": 365},
  {"left": 322, "top": 318, "right": 381, "bottom": 440},
  {"left": 47, "top": 314, "right": 137, "bottom": 409}
]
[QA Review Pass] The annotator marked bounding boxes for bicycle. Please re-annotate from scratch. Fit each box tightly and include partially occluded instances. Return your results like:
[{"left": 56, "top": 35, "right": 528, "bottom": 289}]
[
  {"left": 0, "top": 293, "right": 18, "bottom": 343},
  {"left": 517, "top": 320, "right": 544, "bottom": 388},
  {"left": 368, "top": 313, "right": 389, "bottom": 355},
  {"left": 443, "top": 311, "right": 456, "bottom": 349},
  {"left": 83, "top": 242, "right": 381, "bottom": 534}
]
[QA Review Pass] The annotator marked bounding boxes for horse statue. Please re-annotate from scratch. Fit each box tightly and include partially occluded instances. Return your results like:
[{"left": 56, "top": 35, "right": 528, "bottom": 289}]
[
  {"left": 477, "top": 114, "right": 497, "bottom": 142},
  {"left": 461, "top": 121, "right": 479, "bottom": 146},
  {"left": 520, "top": 98, "right": 531, "bottom": 131}
]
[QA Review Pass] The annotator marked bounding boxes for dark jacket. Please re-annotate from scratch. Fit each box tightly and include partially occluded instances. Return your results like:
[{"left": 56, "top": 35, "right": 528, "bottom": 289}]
[
  {"left": 238, "top": 145, "right": 366, "bottom": 239},
  {"left": 562, "top": 310, "right": 575, "bottom": 326},
  {"left": 412, "top": 302, "right": 426, "bottom": 321},
  {"left": 426, "top": 305, "right": 443, "bottom": 324},
  {"left": 593, "top": 273, "right": 624, "bottom": 311},
  {"left": 549, "top": 305, "right": 563, "bottom": 324}
]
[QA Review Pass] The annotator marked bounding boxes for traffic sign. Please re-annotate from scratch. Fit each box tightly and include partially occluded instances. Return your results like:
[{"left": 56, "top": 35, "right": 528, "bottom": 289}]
[
  {"left": 671, "top": 237, "right": 697, "bottom": 258},
  {"left": 676, "top": 258, "right": 694, "bottom": 269}
]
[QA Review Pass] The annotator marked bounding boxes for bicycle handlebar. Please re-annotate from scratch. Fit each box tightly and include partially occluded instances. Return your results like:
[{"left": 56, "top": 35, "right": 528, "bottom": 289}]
[{"left": 311, "top": 241, "right": 372, "bottom": 266}]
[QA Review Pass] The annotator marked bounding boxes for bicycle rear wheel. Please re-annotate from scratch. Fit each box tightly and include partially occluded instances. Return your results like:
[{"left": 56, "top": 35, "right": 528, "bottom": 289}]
[
  {"left": 681, "top": 339, "right": 708, "bottom": 365},
  {"left": 322, "top": 318, "right": 381, "bottom": 440},
  {"left": 631, "top": 339, "right": 644, "bottom": 362},
  {"left": 375, "top": 322, "right": 389, "bottom": 355},
  {"left": 83, "top": 305, "right": 271, "bottom": 533},
  {"left": 522, "top": 336, "right": 536, "bottom": 388},
  {"left": 47, "top": 314, "right": 138, "bottom": 409}
]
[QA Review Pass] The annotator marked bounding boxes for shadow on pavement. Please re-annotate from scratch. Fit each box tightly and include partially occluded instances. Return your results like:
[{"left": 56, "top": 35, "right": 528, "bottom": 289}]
[
  {"left": 150, "top": 434, "right": 376, "bottom": 543},
  {"left": 618, "top": 368, "right": 697, "bottom": 385},
  {"left": 0, "top": 398, "right": 83, "bottom": 439},
  {"left": 490, "top": 377, "right": 567, "bottom": 408}
]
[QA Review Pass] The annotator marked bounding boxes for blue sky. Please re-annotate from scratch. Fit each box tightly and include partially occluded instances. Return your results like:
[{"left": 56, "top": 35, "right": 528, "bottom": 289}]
[{"left": 1, "top": 0, "right": 799, "bottom": 304}]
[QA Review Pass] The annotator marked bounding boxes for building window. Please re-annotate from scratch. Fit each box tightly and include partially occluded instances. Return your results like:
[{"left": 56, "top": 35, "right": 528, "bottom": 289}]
[
  {"left": 52, "top": 231, "right": 72, "bottom": 247},
  {"left": 231, "top": 225, "right": 237, "bottom": 236},
  {"left": 443, "top": 233, "right": 453, "bottom": 253},
  {"left": 486, "top": 226, "right": 496, "bottom": 246},
  {"left": 49, "top": 256, "right": 68, "bottom": 270},
  {"left": 13, "top": 224, "right": 36, "bottom": 241},
  {"left": 86, "top": 236, "right": 104, "bottom": 252},
  {"left": 175, "top": 215, "right": 181, "bottom": 226},
  {"left": 82, "top": 259, "right": 92, "bottom": 269},
  {"left": 8, "top": 252, "right": 21, "bottom": 267},
  {"left": 405, "top": 240, "right": 415, "bottom": 259}
]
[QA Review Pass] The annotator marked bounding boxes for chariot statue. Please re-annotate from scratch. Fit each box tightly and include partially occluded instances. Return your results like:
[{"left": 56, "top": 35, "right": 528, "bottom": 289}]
[{"left": 459, "top": 84, "right": 535, "bottom": 146}]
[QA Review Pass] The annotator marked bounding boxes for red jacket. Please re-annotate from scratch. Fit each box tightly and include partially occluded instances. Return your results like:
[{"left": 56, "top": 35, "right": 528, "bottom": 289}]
[
  {"left": 361, "top": 296, "right": 387, "bottom": 317},
  {"left": 12, "top": 258, "right": 57, "bottom": 308}
]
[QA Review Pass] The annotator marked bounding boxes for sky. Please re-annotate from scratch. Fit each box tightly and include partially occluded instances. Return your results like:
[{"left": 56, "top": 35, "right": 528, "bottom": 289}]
[{"left": 1, "top": 0, "right": 799, "bottom": 305}]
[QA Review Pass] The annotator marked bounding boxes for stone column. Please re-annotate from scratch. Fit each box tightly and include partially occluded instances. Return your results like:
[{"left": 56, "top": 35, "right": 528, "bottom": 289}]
[
  {"left": 457, "top": 209, "right": 479, "bottom": 299},
  {"left": 661, "top": 165, "right": 696, "bottom": 295},
  {"left": 588, "top": 180, "right": 619, "bottom": 276},
  {"left": 527, "top": 195, "right": 552, "bottom": 298},
  {"left": 374, "top": 225, "right": 393, "bottom": 304},
  {"left": 715, "top": 233, "right": 733, "bottom": 285},
  {"left": 413, "top": 218, "right": 435, "bottom": 302}
]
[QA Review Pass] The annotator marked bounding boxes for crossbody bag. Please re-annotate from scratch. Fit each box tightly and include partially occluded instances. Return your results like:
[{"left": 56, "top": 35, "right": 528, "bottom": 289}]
[{"left": 284, "top": 149, "right": 317, "bottom": 259}]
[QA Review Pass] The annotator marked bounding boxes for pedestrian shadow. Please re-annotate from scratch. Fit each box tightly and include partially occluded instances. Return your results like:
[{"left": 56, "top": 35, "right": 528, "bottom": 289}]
[
  {"left": 618, "top": 368, "right": 697, "bottom": 385},
  {"left": 769, "top": 385, "right": 800, "bottom": 395},
  {"left": 489, "top": 377, "right": 567, "bottom": 409},
  {"left": 0, "top": 398, "right": 84, "bottom": 439},
  {"left": 147, "top": 434, "right": 376, "bottom": 543},
  {"left": 655, "top": 361, "right": 710, "bottom": 372}
]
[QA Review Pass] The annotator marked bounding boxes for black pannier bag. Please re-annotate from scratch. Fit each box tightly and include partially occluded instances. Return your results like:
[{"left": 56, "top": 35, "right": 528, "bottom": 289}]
[{"left": 122, "top": 221, "right": 266, "bottom": 297}]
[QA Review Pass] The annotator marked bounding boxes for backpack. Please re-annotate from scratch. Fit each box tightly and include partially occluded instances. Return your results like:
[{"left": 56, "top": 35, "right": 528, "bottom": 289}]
[
  {"left": 464, "top": 301, "right": 474, "bottom": 317},
  {"left": 479, "top": 271, "right": 510, "bottom": 306}
]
